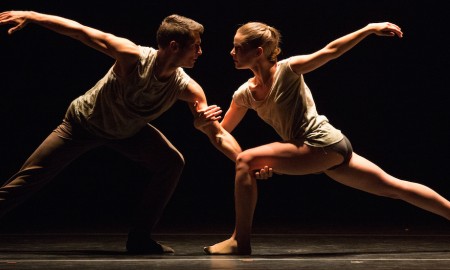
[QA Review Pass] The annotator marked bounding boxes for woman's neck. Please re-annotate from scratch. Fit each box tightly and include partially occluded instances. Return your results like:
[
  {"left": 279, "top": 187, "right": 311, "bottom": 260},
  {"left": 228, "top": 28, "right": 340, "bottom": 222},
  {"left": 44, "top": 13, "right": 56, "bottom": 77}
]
[{"left": 252, "top": 61, "right": 276, "bottom": 89}]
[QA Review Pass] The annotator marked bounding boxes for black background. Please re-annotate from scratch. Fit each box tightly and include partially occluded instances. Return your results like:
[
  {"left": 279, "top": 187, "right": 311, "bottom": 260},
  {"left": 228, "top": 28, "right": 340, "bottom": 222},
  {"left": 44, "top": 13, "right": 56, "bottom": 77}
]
[{"left": 1, "top": 0, "right": 450, "bottom": 233}]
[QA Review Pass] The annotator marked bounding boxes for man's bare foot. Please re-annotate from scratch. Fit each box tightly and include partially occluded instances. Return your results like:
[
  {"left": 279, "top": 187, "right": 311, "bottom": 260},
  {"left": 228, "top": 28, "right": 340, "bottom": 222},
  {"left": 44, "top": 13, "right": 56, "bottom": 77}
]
[{"left": 203, "top": 238, "right": 251, "bottom": 255}]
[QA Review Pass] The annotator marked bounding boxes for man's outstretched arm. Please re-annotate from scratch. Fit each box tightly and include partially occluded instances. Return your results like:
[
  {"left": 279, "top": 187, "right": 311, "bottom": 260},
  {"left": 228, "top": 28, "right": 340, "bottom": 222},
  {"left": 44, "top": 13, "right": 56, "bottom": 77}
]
[{"left": 0, "top": 10, "right": 139, "bottom": 77}]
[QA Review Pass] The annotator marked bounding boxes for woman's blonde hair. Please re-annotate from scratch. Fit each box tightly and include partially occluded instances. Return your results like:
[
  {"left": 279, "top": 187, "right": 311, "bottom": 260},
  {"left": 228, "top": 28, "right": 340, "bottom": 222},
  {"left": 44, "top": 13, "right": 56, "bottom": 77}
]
[{"left": 237, "top": 22, "right": 282, "bottom": 62}]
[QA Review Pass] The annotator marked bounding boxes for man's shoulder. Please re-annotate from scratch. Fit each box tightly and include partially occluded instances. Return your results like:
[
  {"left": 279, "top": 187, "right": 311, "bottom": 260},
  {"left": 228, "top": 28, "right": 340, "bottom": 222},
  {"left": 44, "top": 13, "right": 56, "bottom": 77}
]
[{"left": 137, "top": 46, "right": 156, "bottom": 57}]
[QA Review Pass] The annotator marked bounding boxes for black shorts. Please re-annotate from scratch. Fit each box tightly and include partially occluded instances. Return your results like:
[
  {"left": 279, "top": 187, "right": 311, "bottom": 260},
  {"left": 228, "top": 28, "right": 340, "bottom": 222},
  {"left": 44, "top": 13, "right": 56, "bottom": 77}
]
[{"left": 325, "top": 135, "right": 353, "bottom": 170}]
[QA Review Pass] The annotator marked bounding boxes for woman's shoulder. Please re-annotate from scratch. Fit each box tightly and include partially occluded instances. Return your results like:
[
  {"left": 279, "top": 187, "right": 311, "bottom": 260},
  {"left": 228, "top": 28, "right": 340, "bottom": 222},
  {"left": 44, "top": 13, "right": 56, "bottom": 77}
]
[
  {"left": 275, "top": 57, "right": 299, "bottom": 77},
  {"left": 278, "top": 58, "right": 290, "bottom": 65},
  {"left": 235, "top": 80, "right": 249, "bottom": 94},
  {"left": 277, "top": 57, "right": 294, "bottom": 70}
]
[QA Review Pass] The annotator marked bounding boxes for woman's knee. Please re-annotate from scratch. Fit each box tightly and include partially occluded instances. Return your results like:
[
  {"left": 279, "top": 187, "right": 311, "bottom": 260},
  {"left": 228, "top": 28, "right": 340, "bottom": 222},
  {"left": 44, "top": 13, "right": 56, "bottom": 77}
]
[
  {"left": 235, "top": 152, "right": 259, "bottom": 186},
  {"left": 370, "top": 179, "right": 407, "bottom": 199},
  {"left": 235, "top": 151, "right": 254, "bottom": 172}
]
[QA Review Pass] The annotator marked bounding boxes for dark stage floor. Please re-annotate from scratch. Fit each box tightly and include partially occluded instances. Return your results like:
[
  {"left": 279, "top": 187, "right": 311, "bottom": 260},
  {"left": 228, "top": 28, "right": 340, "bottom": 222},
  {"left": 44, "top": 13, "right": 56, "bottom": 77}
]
[{"left": 1, "top": 228, "right": 450, "bottom": 270}]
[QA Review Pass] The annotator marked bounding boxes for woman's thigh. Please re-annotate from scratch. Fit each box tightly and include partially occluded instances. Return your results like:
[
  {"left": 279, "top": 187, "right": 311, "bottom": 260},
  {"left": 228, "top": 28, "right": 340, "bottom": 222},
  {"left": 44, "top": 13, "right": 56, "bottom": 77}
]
[
  {"left": 238, "top": 140, "right": 344, "bottom": 175},
  {"left": 325, "top": 152, "right": 401, "bottom": 196}
]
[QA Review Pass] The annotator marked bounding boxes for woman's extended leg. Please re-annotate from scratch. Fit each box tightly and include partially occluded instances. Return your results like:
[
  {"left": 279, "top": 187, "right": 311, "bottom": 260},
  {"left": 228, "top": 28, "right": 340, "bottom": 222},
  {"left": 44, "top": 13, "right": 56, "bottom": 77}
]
[{"left": 325, "top": 152, "right": 450, "bottom": 220}]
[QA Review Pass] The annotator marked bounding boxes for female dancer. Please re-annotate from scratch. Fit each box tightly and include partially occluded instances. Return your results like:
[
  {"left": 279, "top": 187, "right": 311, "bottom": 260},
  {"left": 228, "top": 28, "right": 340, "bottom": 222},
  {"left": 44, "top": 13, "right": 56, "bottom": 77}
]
[{"left": 199, "top": 21, "right": 450, "bottom": 255}]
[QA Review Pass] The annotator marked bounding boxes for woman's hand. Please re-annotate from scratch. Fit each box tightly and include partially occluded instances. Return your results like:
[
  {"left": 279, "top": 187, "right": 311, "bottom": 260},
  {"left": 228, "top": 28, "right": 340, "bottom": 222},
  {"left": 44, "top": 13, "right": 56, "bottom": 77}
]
[
  {"left": 368, "top": 22, "right": 403, "bottom": 38},
  {"left": 193, "top": 101, "right": 223, "bottom": 130}
]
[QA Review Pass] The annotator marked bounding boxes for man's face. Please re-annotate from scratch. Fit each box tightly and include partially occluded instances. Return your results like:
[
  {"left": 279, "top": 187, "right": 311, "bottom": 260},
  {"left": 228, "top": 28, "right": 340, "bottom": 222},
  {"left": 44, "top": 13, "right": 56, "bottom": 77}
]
[{"left": 177, "top": 32, "right": 202, "bottom": 68}]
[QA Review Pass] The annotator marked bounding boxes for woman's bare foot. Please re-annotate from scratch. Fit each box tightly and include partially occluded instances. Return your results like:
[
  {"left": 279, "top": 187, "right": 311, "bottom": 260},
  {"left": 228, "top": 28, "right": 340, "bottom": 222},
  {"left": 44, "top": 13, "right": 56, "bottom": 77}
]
[{"left": 203, "top": 238, "right": 251, "bottom": 255}]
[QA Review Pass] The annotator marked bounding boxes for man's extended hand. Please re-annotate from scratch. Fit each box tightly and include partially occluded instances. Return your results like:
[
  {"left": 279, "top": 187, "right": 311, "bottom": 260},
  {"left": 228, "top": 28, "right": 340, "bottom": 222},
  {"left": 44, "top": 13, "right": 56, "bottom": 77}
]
[
  {"left": 0, "top": 11, "right": 30, "bottom": 35},
  {"left": 254, "top": 166, "right": 273, "bottom": 180}
]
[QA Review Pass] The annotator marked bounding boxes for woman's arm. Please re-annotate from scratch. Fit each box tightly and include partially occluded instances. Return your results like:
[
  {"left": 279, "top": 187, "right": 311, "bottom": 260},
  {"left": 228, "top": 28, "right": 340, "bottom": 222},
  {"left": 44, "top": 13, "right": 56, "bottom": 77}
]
[
  {"left": 180, "top": 80, "right": 242, "bottom": 161},
  {"left": 221, "top": 100, "right": 247, "bottom": 134},
  {"left": 289, "top": 22, "right": 403, "bottom": 75}
]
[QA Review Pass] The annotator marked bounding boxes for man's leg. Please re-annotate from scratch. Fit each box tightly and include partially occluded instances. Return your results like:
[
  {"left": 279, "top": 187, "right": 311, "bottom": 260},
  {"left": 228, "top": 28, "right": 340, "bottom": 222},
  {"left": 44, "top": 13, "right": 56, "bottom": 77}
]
[
  {"left": 0, "top": 120, "right": 103, "bottom": 221},
  {"left": 109, "top": 124, "right": 184, "bottom": 254}
]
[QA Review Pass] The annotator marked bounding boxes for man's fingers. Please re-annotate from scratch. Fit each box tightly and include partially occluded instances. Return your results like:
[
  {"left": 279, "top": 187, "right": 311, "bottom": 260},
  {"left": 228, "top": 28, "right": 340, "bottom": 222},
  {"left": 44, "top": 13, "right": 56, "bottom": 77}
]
[
  {"left": 255, "top": 168, "right": 267, "bottom": 180},
  {"left": 254, "top": 166, "right": 275, "bottom": 180},
  {"left": 263, "top": 166, "right": 272, "bottom": 177}
]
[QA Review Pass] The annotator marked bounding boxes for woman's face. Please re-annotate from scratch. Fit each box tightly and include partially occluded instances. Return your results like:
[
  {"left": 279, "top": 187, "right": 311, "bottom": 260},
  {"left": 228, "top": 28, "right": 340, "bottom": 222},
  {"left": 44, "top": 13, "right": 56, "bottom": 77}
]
[{"left": 230, "top": 32, "right": 258, "bottom": 69}]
